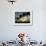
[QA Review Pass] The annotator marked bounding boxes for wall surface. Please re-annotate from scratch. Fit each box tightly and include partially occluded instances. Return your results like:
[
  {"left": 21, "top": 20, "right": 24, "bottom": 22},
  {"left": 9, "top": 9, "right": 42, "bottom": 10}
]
[{"left": 0, "top": 0, "right": 46, "bottom": 41}]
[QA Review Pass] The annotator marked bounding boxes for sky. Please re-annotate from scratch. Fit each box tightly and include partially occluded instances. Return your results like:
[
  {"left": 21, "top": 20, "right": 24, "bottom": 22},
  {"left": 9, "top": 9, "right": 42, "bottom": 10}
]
[
  {"left": 15, "top": 12, "right": 30, "bottom": 17},
  {"left": 15, "top": 12, "right": 23, "bottom": 17}
]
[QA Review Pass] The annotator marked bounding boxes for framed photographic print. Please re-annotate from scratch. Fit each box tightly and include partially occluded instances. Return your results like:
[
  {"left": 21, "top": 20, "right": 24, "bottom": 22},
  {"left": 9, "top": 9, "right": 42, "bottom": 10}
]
[{"left": 14, "top": 10, "right": 33, "bottom": 26}]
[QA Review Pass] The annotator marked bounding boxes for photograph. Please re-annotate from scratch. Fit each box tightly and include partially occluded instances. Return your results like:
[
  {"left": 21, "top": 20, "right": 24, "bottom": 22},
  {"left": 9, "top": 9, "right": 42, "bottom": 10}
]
[
  {"left": 15, "top": 12, "right": 30, "bottom": 23},
  {"left": 14, "top": 11, "right": 32, "bottom": 25}
]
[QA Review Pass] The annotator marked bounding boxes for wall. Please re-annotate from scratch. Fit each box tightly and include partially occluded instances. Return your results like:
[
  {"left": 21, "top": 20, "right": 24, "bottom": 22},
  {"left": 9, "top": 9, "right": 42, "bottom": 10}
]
[{"left": 0, "top": 0, "right": 46, "bottom": 41}]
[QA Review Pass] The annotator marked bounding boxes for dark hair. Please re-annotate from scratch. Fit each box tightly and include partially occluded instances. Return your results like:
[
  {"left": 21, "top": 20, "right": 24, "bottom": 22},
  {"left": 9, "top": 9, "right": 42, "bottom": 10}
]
[
  {"left": 23, "top": 13, "right": 26, "bottom": 16},
  {"left": 19, "top": 15, "right": 22, "bottom": 18},
  {"left": 26, "top": 12, "right": 30, "bottom": 15}
]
